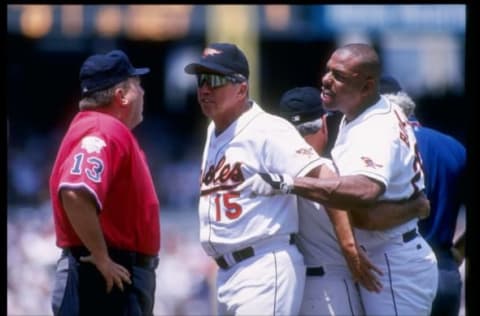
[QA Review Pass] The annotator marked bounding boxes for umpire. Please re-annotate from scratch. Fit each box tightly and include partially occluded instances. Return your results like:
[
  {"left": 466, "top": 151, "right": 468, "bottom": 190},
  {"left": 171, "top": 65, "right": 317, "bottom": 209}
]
[{"left": 49, "top": 50, "right": 160, "bottom": 316}]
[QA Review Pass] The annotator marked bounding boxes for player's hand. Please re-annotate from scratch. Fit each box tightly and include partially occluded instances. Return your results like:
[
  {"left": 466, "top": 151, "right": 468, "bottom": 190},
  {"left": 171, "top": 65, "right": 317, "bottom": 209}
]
[
  {"left": 80, "top": 254, "right": 132, "bottom": 293},
  {"left": 236, "top": 173, "right": 293, "bottom": 197},
  {"left": 344, "top": 245, "right": 383, "bottom": 293}
]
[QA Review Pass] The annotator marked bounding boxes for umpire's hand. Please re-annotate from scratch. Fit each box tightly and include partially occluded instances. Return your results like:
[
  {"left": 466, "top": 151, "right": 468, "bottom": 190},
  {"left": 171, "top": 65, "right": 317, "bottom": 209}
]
[{"left": 80, "top": 254, "right": 132, "bottom": 293}]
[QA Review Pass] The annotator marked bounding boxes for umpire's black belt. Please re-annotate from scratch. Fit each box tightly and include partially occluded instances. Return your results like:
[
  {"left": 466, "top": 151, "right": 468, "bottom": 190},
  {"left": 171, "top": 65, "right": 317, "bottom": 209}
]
[
  {"left": 215, "top": 234, "right": 296, "bottom": 270},
  {"left": 63, "top": 246, "right": 159, "bottom": 270}
]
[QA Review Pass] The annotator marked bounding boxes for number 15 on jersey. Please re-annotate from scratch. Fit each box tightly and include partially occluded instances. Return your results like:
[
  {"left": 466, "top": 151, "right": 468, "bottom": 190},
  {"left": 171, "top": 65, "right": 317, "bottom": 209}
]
[{"left": 214, "top": 192, "right": 242, "bottom": 221}]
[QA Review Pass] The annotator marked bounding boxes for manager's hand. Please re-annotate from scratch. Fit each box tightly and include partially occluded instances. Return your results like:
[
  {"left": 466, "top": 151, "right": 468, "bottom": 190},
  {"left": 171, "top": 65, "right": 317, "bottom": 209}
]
[{"left": 236, "top": 173, "right": 293, "bottom": 197}]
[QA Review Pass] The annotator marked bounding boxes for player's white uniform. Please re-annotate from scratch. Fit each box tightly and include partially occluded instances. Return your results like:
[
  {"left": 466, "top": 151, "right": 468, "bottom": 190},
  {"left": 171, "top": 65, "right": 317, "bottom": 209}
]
[
  {"left": 198, "top": 101, "right": 324, "bottom": 315},
  {"left": 297, "top": 161, "right": 365, "bottom": 316},
  {"left": 331, "top": 96, "right": 438, "bottom": 316}
]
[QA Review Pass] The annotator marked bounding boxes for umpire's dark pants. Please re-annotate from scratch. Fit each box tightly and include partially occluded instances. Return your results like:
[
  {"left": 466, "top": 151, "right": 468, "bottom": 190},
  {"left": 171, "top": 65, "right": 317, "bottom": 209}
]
[
  {"left": 51, "top": 247, "right": 158, "bottom": 316},
  {"left": 430, "top": 249, "right": 462, "bottom": 316}
]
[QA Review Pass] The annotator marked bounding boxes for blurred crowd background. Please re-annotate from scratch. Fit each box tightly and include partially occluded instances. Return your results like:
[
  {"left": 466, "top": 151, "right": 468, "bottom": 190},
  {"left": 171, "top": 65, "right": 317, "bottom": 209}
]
[{"left": 7, "top": 4, "right": 469, "bottom": 315}]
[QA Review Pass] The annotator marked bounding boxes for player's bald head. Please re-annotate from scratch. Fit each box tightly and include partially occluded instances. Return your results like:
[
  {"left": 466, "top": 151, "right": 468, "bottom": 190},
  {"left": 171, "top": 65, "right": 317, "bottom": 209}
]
[{"left": 334, "top": 43, "right": 381, "bottom": 79}]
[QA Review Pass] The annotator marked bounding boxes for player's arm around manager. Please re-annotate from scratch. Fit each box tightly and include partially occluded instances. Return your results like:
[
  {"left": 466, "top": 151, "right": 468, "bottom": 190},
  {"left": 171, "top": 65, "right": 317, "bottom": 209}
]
[
  {"left": 49, "top": 50, "right": 160, "bottom": 316},
  {"left": 273, "top": 86, "right": 430, "bottom": 293}
]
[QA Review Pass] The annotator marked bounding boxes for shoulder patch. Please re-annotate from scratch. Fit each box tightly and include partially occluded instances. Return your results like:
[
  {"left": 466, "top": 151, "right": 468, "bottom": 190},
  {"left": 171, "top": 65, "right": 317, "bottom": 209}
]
[
  {"left": 296, "top": 147, "right": 316, "bottom": 158},
  {"left": 360, "top": 156, "right": 383, "bottom": 169},
  {"left": 81, "top": 136, "right": 106, "bottom": 154}
]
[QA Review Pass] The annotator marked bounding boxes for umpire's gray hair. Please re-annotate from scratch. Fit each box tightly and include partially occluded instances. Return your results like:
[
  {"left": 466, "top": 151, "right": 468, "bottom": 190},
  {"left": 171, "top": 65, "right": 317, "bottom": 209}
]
[
  {"left": 295, "top": 118, "right": 323, "bottom": 136},
  {"left": 382, "top": 91, "right": 416, "bottom": 118},
  {"left": 79, "top": 80, "right": 130, "bottom": 110}
]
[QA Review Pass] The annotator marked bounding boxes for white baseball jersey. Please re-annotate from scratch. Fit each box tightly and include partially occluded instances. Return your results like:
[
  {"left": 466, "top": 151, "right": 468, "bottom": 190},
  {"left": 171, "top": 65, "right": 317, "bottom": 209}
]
[
  {"left": 199, "top": 101, "right": 324, "bottom": 256},
  {"left": 332, "top": 96, "right": 425, "bottom": 246},
  {"left": 199, "top": 101, "right": 326, "bottom": 315},
  {"left": 331, "top": 96, "right": 438, "bottom": 315}
]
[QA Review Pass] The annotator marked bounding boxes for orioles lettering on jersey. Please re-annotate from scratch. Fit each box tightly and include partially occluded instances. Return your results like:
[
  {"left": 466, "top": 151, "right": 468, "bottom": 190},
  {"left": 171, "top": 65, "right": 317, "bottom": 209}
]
[
  {"left": 201, "top": 155, "right": 244, "bottom": 196},
  {"left": 394, "top": 109, "right": 411, "bottom": 147},
  {"left": 200, "top": 155, "right": 245, "bottom": 222}
]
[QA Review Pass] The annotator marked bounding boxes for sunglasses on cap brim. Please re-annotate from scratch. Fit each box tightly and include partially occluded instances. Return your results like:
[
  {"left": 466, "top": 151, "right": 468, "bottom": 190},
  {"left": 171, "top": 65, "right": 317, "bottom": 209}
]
[{"left": 196, "top": 73, "right": 246, "bottom": 88}]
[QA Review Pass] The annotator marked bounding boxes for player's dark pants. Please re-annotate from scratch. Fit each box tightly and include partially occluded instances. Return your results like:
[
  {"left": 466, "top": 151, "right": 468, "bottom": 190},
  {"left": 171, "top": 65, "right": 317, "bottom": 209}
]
[
  {"left": 430, "top": 248, "right": 462, "bottom": 316},
  {"left": 52, "top": 247, "right": 159, "bottom": 316}
]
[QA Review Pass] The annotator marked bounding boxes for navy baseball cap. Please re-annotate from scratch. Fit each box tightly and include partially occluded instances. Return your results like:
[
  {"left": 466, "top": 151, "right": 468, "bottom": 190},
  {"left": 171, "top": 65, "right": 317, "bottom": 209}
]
[
  {"left": 379, "top": 75, "right": 402, "bottom": 94},
  {"left": 279, "top": 87, "right": 325, "bottom": 125},
  {"left": 79, "top": 49, "right": 150, "bottom": 97},
  {"left": 184, "top": 42, "right": 249, "bottom": 79}
]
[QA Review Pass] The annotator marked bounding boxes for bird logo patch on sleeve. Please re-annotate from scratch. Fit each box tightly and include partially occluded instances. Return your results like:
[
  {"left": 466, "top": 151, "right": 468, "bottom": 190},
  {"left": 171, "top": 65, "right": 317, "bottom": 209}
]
[
  {"left": 81, "top": 136, "right": 107, "bottom": 154},
  {"left": 360, "top": 156, "right": 383, "bottom": 169},
  {"left": 295, "top": 147, "right": 316, "bottom": 158}
]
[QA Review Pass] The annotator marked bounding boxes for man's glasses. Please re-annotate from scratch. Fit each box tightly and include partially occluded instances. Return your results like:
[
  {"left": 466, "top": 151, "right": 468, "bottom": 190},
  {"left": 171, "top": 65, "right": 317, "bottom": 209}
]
[{"left": 196, "top": 73, "right": 246, "bottom": 88}]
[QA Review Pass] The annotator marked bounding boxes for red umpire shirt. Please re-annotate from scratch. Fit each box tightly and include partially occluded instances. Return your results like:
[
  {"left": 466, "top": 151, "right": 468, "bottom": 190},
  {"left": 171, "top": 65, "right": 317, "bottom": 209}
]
[{"left": 49, "top": 110, "right": 160, "bottom": 255}]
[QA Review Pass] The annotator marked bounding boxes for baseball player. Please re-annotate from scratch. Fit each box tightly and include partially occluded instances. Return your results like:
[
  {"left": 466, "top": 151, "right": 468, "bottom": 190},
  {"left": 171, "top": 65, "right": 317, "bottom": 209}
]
[
  {"left": 49, "top": 50, "right": 160, "bottom": 316},
  {"left": 380, "top": 75, "right": 467, "bottom": 316},
  {"left": 277, "top": 86, "right": 432, "bottom": 316},
  {"left": 183, "top": 42, "right": 358, "bottom": 316},
  {"left": 279, "top": 86, "right": 367, "bottom": 316},
  {"left": 241, "top": 44, "right": 439, "bottom": 315}
]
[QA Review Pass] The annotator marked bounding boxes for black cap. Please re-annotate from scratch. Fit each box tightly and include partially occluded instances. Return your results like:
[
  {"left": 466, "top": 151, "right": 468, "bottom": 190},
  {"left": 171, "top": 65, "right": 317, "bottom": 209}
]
[
  {"left": 279, "top": 87, "right": 325, "bottom": 125},
  {"left": 80, "top": 50, "right": 150, "bottom": 97},
  {"left": 379, "top": 75, "right": 402, "bottom": 94},
  {"left": 184, "top": 42, "right": 249, "bottom": 79}
]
